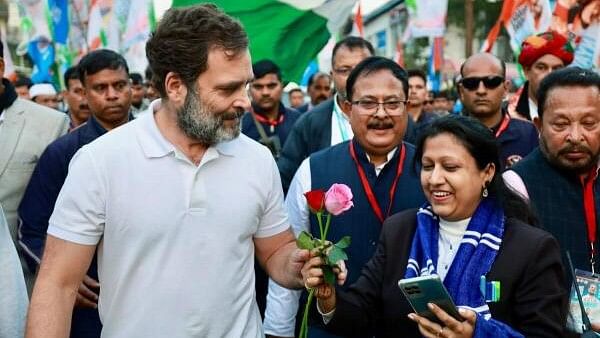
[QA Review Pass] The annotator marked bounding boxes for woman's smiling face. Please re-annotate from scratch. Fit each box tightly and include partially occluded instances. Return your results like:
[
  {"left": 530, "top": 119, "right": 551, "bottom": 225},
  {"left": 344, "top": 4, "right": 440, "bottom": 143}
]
[{"left": 420, "top": 133, "right": 495, "bottom": 221}]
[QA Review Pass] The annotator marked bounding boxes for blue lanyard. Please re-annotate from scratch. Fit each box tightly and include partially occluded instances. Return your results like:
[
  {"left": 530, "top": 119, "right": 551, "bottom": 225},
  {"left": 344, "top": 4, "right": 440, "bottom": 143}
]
[{"left": 333, "top": 102, "right": 350, "bottom": 141}]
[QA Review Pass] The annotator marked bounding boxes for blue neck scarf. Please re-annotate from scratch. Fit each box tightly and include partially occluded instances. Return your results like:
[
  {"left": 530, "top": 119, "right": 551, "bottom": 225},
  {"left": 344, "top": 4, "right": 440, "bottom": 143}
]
[{"left": 405, "top": 198, "right": 523, "bottom": 337}]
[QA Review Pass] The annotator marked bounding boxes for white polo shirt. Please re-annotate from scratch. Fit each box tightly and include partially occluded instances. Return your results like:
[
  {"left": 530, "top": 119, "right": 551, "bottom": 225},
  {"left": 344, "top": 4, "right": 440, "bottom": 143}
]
[{"left": 48, "top": 102, "right": 289, "bottom": 338}]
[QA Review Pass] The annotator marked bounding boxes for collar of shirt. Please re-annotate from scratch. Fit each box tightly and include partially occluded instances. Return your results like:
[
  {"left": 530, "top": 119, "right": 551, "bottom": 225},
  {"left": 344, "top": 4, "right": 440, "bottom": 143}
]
[
  {"left": 528, "top": 97, "right": 539, "bottom": 120},
  {"left": 331, "top": 94, "right": 353, "bottom": 145},
  {"left": 136, "top": 99, "right": 237, "bottom": 160},
  {"left": 365, "top": 148, "right": 397, "bottom": 176},
  {"left": 439, "top": 217, "right": 471, "bottom": 239}
]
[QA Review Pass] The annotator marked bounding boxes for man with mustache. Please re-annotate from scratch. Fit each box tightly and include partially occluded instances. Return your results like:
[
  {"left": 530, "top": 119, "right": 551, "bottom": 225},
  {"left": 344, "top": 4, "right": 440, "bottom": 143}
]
[
  {"left": 19, "top": 49, "right": 132, "bottom": 338},
  {"left": 278, "top": 37, "right": 419, "bottom": 193},
  {"left": 242, "top": 59, "right": 301, "bottom": 159},
  {"left": 459, "top": 53, "right": 539, "bottom": 169},
  {"left": 505, "top": 68, "right": 600, "bottom": 320},
  {"left": 297, "top": 72, "right": 332, "bottom": 113},
  {"left": 25, "top": 5, "right": 308, "bottom": 338},
  {"left": 514, "top": 31, "right": 573, "bottom": 126},
  {"left": 62, "top": 66, "right": 91, "bottom": 130},
  {"left": 264, "top": 57, "right": 425, "bottom": 338}
]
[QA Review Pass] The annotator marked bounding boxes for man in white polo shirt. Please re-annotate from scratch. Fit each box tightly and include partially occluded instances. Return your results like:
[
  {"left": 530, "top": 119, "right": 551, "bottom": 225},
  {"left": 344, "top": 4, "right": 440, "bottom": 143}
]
[{"left": 25, "top": 5, "right": 308, "bottom": 338}]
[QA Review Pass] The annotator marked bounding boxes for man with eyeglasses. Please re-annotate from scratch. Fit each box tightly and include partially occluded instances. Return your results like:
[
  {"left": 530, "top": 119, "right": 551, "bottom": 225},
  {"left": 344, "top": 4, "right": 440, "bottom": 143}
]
[
  {"left": 264, "top": 57, "right": 425, "bottom": 338},
  {"left": 514, "top": 31, "right": 573, "bottom": 127},
  {"left": 458, "top": 53, "right": 538, "bottom": 169},
  {"left": 276, "top": 37, "right": 419, "bottom": 193}
]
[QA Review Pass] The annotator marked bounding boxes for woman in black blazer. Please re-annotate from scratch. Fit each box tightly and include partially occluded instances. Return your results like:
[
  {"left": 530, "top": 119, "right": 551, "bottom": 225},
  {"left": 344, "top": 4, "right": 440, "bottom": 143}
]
[{"left": 302, "top": 116, "right": 568, "bottom": 338}]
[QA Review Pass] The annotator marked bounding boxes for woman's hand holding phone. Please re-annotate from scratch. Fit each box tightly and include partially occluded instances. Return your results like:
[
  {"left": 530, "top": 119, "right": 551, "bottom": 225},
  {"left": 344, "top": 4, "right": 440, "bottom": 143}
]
[{"left": 408, "top": 304, "right": 477, "bottom": 338}]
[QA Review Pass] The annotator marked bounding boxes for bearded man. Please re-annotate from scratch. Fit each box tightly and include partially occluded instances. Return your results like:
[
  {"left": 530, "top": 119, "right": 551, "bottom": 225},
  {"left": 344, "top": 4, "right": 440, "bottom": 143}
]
[{"left": 25, "top": 5, "right": 308, "bottom": 338}]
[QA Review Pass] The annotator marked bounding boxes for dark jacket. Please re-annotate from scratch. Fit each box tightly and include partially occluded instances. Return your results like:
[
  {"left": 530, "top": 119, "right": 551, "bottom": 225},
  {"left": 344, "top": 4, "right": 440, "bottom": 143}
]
[
  {"left": 495, "top": 115, "right": 539, "bottom": 169},
  {"left": 277, "top": 98, "right": 417, "bottom": 193},
  {"left": 297, "top": 102, "right": 311, "bottom": 113},
  {"left": 241, "top": 102, "right": 301, "bottom": 149},
  {"left": 324, "top": 210, "right": 568, "bottom": 338},
  {"left": 512, "top": 148, "right": 600, "bottom": 276},
  {"left": 18, "top": 116, "right": 108, "bottom": 338}
]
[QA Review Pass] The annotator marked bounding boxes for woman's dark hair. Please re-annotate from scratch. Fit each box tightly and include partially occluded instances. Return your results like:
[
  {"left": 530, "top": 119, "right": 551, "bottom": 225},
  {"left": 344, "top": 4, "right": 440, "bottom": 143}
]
[{"left": 414, "top": 115, "right": 537, "bottom": 225}]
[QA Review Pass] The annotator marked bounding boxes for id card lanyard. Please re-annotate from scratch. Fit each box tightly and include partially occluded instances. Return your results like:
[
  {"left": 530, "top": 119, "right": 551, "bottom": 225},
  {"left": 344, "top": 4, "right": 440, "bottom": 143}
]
[
  {"left": 333, "top": 101, "right": 350, "bottom": 142},
  {"left": 581, "top": 167, "right": 599, "bottom": 273},
  {"left": 349, "top": 141, "right": 406, "bottom": 223},
  {"left": 494, "top": 113, "right": 511, "bottom": 139}
]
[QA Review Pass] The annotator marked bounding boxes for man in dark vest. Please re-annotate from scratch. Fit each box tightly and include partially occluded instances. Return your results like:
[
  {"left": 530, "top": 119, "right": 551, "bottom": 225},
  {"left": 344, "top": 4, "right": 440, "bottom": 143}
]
[
  {"left": 18, "top": 49, "right": 133, "bottom": 338},
  {"left": 277, "top": 37, "right": 418, "bottom": 193},
  {"left": 514, "top": 30, "right": 573, "bottom": 127},
  {"left": 506, "top": 66, "right": 600, "bottom": 273},
  {"left": 264, "top": 57, "right": 426, "bottom": 338},
  {"left": 458, "top": 53, "right": 538, "bottom": 169},
  {"left": 505, "top": 67, "right": 600, "bottom": 332}
]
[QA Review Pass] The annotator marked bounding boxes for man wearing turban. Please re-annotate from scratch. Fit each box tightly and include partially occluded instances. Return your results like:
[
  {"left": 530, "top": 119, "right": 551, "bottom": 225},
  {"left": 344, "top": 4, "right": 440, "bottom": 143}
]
[{"left": 515, "top": 30, "right": 574, "bottom": 127}]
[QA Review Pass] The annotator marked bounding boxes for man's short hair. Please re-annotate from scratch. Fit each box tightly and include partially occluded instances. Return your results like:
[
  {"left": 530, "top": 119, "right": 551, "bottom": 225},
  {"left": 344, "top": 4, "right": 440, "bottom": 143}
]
[
  {"left": 78, "top": 49, "right": 129, "bottom": 85},
  {"left": 537, "top": 66, "right": 600, "bottom": 120},
  {"left": 307, "top": 72, "right": 331, "bottom": 88},
  {"left": 252, "top": 59, "right": 281, "bottom": 81},
  {"left": 146, "top": 4, "right": 248, "bottom": 98},
  {"left": 331, "top": 36, "right": 374, "bottom": 64},
  {"left": 129, "top": 73, "right": 144, "bottom": 85},
  {"left": 15, "top": 76, "right": 32, "bottom": 88},
  {"left": 407, "top": 69, "right": 427, "bottom": 84},
  {"left": 345, "top": 56, "right": 408, "bottom": 101},
  {"left": 63, "top": 66, "right": 80, "bottom": 89}
]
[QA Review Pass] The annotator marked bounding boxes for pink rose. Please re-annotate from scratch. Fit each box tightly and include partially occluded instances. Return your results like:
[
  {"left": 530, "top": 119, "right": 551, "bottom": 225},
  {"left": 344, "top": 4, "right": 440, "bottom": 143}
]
[{"left": 324, "top": 183, "right": 354, "bottom": 216}]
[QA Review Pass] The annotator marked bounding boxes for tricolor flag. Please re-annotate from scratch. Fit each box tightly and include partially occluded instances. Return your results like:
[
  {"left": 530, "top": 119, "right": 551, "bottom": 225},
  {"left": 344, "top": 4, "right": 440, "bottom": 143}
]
[{"left": 171, "top": 0, "right": 356, "bottom": 82}]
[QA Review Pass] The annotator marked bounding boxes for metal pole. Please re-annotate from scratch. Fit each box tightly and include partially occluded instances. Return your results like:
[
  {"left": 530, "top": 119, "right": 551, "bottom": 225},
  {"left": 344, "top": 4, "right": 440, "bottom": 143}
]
[{"left": 465, "top": 0, "right": 474, "bottom": 57}]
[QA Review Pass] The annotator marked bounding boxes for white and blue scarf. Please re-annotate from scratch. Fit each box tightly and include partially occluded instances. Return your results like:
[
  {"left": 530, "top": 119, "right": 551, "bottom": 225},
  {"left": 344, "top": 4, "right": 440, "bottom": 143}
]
[{"left": 405, "top": 198, "right": 523, "bottom": 337}]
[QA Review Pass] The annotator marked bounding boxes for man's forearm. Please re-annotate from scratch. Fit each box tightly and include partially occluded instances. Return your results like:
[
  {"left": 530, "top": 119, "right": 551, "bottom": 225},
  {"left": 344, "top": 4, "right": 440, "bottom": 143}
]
[
  {"left": 26, "top": 279, "right": 77, "bottom": 338},
  {"left": 265, "top": 241, "right": 304, "bottom": 289}
]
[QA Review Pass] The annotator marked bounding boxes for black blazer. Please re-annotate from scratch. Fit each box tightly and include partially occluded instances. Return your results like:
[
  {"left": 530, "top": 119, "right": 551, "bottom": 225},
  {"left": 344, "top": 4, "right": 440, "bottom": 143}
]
[{"left": 324, "top": 209, "right": 568, "bottom": 338}]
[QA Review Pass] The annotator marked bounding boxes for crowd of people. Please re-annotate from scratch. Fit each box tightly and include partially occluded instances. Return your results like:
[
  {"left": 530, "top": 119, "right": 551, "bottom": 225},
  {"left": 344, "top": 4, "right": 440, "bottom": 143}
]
[{"left": 0, "top": 3, "right": 599, "bottom": 338}]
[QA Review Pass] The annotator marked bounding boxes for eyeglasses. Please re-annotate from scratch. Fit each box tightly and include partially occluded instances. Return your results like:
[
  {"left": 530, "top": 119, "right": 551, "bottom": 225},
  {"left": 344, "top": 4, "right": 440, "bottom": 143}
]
[
  {"left": 460, "top": 76, "right": 504, "bottom": 91},
  {"left": 351, "top": 100, "right": 408, "bottom": 116}
]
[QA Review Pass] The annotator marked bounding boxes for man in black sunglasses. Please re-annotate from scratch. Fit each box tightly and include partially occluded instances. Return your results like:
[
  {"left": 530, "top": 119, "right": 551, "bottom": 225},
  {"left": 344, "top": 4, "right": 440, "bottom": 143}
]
[{"left": 459, "top": 53, "right": 538, "bottom": 169}]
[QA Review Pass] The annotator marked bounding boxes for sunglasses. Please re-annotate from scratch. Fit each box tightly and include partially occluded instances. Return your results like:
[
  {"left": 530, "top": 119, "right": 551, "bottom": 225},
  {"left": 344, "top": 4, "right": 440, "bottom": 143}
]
[{"left": 460, "top": 76, "right": 504, "bottom": 91}]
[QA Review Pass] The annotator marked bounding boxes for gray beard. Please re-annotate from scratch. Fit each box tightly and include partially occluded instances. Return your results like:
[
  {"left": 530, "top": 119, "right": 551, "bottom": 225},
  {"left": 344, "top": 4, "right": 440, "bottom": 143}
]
[{"left": 176, "top": 89, "right": 241, "bottom": 146}]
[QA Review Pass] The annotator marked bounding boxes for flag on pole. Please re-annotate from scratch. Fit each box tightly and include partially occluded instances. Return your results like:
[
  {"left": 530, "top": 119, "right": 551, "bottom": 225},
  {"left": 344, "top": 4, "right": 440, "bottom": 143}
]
[
  {"left": 170, "top": 0, "right": 357, "bottom": 82},
  {"left": 481, "top": 0, "right": 552, "bottom": 53},
  {"left": 48, "top": 0, "right": 69, "bottom": 44},
  {"left": 352, "top": 1, "right": 364, "bottom": 37}
]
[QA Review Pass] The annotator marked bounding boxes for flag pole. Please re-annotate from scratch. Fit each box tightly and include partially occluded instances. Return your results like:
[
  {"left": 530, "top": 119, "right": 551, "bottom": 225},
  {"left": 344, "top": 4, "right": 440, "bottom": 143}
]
[{"left": 465, "top": 0, "right": 474, "bottom": 57}]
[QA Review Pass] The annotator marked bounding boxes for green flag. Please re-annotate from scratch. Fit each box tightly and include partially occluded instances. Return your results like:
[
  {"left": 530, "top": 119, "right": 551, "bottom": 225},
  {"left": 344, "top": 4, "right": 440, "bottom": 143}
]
[{"left": 171, "top": 0, "right": 356, "bottom": 82}]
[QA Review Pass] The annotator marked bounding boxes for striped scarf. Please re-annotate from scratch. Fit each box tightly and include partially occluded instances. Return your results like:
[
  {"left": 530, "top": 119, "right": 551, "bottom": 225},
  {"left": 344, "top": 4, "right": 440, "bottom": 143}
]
[{"left": 405, "top": 198, "right": 523, "bottom": 337}]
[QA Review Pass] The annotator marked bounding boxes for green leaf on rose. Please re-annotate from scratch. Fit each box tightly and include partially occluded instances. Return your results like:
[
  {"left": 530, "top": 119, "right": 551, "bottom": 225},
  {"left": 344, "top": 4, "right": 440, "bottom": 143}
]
[
  {"left": 322, "top": 265, "right": 336, "bottom": 285},
  {"left": 297, "top": 231, "right": 315, "bottom": 250},
  {"left": 327, "top": 246, "right": 348, "bottom": 266},
  {"left": 335, "top": 236, "right": 351, "bottom": 249}
]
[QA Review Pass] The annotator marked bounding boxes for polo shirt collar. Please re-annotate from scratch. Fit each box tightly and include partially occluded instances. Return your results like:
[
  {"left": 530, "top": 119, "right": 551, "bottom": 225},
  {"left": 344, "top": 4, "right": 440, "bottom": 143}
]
[{"left": 137, "top": 99, "right": 238, "bottom": 159}]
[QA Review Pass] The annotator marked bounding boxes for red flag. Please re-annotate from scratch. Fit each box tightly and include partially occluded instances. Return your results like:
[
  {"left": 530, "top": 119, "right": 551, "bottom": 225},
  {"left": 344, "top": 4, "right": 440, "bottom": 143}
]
[{"left": 354, "top": 1, "right": 364, "bottom": 37}]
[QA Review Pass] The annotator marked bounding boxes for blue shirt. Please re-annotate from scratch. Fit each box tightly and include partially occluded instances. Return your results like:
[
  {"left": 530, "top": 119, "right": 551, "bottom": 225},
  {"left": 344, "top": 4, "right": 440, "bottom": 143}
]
[{"left": 18, "top": 116, "right": 107, "bottom": 338}]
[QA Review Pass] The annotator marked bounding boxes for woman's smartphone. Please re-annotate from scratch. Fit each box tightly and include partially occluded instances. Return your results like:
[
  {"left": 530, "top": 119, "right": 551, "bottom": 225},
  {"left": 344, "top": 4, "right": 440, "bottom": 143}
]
[{"left": 398, "top": 275, "right": 463, "bottom": 325}]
